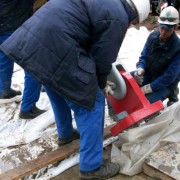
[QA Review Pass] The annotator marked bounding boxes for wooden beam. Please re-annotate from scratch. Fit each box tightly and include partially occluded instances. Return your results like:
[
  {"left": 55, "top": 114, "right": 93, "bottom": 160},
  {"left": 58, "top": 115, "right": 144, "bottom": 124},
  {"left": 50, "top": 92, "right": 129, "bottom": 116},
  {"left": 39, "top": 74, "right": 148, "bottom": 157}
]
[{"left": 0, "top": 125, "right": 114, "bottom": 180}]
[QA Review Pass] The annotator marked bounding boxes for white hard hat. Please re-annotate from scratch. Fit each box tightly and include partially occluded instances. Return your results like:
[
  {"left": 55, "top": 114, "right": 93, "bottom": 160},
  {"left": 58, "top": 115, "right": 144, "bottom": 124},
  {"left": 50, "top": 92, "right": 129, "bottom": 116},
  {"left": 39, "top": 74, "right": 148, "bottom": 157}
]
[
  {"left": 126, "top": 0, "right": 150, "bottom": 23},
  {"left": 158, "top": 6, "right": 179, "bottom": 25}
]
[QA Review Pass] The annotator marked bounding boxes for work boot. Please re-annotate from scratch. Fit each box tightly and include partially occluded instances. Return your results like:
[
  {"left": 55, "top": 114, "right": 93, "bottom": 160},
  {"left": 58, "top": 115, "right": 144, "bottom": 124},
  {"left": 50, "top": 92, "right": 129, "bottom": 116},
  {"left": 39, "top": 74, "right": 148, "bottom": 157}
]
[
  {"left": 19, "top": 105, "right": 46, "bottom": 119},
  {"left": 79, "top": 161, "right": 120, "bottom": 180},
  {"left": 167, "top": 100, "right": 177, "bottom": 107},
  {"left": 0, "top": 88, "right": 22, "bottom": 103},
  {"left": 58, "top": 130, "right": 80, "bottom": 146}
]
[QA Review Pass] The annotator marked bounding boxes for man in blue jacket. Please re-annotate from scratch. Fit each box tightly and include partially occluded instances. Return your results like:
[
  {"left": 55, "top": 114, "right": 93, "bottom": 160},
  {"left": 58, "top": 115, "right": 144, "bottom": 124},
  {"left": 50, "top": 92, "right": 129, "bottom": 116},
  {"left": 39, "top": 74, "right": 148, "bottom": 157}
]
[
  {"left": 0, "top": 0, "right": 46, "bottom": 119},
  {"left": 0, "top": 0, "right": 150, "bottom": 179},
  {"left": 132, "top": 6, "right": 180, "bottom": 106}
]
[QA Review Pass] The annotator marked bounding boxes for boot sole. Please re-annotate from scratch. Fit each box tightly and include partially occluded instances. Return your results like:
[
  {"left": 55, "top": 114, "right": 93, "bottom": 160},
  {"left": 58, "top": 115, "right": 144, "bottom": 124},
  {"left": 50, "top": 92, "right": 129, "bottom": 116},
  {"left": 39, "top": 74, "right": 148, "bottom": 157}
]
[
  {"left": 58, "top": 136, "right": 80, "bottom": 146},
  {"left": 80, "top": 168, "right": 119, "bottom": 180},
  {"left": 0, "top": 95, "right": 22, "bottom": 104}
]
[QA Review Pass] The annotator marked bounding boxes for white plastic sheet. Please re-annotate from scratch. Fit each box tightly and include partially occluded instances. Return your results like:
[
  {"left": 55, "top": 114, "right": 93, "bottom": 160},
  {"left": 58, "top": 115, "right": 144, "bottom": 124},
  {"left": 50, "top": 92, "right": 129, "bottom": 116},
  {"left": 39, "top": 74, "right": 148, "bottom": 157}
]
[{"left": 111, "top": 102, "right": 180, "bottom": 176}]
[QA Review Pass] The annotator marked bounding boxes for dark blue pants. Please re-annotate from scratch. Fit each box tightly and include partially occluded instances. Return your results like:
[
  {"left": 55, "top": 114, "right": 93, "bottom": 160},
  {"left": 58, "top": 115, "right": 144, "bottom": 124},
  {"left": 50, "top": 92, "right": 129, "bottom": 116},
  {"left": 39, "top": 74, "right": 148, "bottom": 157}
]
[
  {"left": 21, "top": 71, "right": 41, "bottom": 111},
  {"left": 131, "top": 71, "right": 170, "bottom": 103},
  {"left": 0, "top": 33, "right": 14, "bottom": 94},
  {"left": 44, "top": 86, "right": 105, "bottom": 171},
  {"left": 0, "top": 33, "right": 41, "bottom": 111}
]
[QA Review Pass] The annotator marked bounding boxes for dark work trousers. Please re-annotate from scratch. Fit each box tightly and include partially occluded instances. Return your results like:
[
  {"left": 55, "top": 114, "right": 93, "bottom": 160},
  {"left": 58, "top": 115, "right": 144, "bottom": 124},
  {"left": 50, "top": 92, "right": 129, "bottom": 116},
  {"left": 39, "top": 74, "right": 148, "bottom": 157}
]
[
  {"left": 20, "top": 71, "right": 41, "bottom": 111},
  {"left": 131, "top": 71, "right": 170, "bottom": 103}
]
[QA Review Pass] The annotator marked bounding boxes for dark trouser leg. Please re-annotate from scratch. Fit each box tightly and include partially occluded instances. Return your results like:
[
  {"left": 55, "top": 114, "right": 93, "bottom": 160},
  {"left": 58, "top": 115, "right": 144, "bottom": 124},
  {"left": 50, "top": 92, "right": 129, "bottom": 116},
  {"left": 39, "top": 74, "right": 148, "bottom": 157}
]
[
  {"left": 146, "top": 88, "right": 170, "bottom": 103},
  {"left": 43, "top": 86, "right": 73, "bottom": 138},
  {"left": 20, "top": 71, "right": 41, "bottom": 111}
]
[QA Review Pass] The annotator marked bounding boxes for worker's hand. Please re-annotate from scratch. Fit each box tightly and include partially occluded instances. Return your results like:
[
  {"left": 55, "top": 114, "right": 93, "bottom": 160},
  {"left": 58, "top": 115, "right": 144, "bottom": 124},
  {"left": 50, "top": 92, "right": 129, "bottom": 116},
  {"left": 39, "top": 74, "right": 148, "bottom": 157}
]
[
  {"left": 134, "top": 68, "right": 145, "bottom": 85},
  {"left": 103, "top": 81, "right": 116, "bottom": 97},
  {"left": 141, "top": 84, "right": 153, "bottom": 94}
]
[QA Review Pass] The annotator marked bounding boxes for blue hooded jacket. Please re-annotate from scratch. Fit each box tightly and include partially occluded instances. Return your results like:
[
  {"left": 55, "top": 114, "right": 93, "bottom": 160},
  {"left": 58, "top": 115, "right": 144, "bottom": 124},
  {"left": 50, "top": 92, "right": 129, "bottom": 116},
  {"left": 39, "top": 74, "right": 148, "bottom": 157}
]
[{"left": 0, "top": 0, "right": 137, "bottom": 109}]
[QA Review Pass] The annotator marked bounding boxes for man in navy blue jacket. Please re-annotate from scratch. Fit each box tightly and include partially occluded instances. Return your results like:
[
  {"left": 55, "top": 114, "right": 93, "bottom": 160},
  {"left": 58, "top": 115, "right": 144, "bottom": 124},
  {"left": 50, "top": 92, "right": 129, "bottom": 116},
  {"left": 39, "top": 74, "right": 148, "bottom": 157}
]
[
  {"left": 0, "top": 0, "right": 150, "bottom": 179},
  {"left": 132, "top": 6, "right": 180, "bottom": 106},
  {"left": 0, "top": 0, "right": 46, "bottom": 119}
]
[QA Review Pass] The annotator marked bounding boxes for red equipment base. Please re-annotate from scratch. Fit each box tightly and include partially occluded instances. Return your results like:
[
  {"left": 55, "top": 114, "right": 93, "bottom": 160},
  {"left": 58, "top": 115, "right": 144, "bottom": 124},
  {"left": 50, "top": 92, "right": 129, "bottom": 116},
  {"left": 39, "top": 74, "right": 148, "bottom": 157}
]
[{"left": 108, "top": 70, "right": 164, "bottom": 136}]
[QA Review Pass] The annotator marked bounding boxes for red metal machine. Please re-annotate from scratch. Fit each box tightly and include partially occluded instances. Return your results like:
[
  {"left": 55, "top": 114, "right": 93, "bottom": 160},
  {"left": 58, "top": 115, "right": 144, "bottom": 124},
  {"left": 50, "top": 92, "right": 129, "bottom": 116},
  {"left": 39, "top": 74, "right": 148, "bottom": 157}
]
[{"left": 107, "top": 62, "right": 164, "bottom": 136}]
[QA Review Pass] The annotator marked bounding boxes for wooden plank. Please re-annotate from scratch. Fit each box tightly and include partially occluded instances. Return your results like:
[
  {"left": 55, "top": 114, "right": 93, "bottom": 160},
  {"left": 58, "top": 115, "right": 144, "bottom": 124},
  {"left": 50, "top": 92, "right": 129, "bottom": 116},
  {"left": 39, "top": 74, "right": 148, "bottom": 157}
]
[{"left": 0, "top": 125, "right": 113, "bottom": 180}]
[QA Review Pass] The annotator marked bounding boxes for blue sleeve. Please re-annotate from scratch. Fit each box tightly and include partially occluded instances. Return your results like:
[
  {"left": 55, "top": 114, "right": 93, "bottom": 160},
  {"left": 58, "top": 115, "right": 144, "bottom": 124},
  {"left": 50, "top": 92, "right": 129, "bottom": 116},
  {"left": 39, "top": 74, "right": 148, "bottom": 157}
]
[
  {"left": 90, "top": 20, "right": 128, "bottom": 89},
  {"left": 136, "top": 37, "right": 150, "bottom": 69},
  {"left": 150, "top": 55, "right": 180, "bottom": 91}
]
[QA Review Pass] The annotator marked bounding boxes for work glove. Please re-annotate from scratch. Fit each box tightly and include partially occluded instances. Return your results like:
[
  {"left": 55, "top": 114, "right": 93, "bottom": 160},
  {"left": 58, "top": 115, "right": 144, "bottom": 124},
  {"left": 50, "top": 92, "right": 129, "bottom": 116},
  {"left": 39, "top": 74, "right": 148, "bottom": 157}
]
[
  {"left": 134, "top": 68, "right": 145, "bottom": 85},
  {"left": 103, "top": 81, "right": 116, "bottom": 97},
  {"left": 141, "top": 84, "right": 153, "bottom": 95}
]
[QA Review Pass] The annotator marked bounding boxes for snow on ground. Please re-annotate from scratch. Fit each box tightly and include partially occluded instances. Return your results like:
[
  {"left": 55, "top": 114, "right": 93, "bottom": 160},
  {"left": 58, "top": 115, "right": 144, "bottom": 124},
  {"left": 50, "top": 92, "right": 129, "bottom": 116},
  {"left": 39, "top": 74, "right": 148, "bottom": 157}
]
[{"left": 0, "top": 26, "right": 179, "bottom": 179}]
